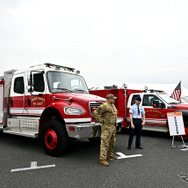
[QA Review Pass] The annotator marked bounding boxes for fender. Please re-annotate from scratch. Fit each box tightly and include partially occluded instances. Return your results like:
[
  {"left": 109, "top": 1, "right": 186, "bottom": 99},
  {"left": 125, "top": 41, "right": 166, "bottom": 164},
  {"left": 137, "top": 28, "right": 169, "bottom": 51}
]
[
  {"left": 166, "top": 110, "right": 188, "bottom": 124},
  {"left": 39, "top": 101, "right": 88, "bottom": 132},
  {"left": 39, "top": 106, "right": 65, "bottom": 132},
  {"left": 175, "top": 110, "right": 188, "bottom": 117}
]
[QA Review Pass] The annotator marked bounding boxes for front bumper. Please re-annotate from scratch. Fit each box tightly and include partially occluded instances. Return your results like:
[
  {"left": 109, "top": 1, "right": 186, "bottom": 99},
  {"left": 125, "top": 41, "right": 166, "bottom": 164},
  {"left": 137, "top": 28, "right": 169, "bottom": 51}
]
[
  {"left": 66, "top": 122, "right": 101, "bottom": 139},
  {"left": 0, "top": 123, "right": 3, "bottom": 133},
  {"left": 65, "top": 117, "right": 123, "bottom": 139}
]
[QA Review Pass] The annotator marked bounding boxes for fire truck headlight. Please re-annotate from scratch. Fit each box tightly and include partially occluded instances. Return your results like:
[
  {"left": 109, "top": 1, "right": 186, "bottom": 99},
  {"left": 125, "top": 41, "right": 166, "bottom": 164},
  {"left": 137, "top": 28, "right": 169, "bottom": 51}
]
[{"left": 64, "top": 107, "right": 84, "bottom": 115}]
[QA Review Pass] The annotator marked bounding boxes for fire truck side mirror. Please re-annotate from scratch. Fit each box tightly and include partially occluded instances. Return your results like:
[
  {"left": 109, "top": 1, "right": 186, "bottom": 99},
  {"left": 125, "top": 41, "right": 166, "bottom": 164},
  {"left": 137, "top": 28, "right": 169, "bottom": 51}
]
[
  {"left": 153, "top": 100, "right": 165, "bottom": 108},
  {"left": 27, "top": 73, "right": 31, "bottom": 86},
  {"left": 28, "top": 86, "right": 34, "bottom": 93},
  {"left": 27, "top": 73, "right": 33, "bottom": 93},
  {"left": 153, "top": 100, "right": 159, "bottom": 108},
  {"left": 161, "top": 103, "right": 165, "bottom": 108},
  {"left": 27, "top": 70, "right": 44, "bottom": 93}
]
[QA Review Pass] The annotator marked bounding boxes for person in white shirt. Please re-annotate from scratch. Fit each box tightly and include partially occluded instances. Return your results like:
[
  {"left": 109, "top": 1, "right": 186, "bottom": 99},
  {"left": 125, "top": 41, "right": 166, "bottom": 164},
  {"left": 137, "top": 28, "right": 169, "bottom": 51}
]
[{"left": 127, "top": 95, "right": 145, "bottom": 150}]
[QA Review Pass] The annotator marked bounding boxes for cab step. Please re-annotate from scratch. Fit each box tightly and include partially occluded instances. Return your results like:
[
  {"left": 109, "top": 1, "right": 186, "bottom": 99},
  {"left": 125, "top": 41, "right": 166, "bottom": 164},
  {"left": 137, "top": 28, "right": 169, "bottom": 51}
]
[{"left": 3, "top": 129, "right": 38, "bottom": 138}]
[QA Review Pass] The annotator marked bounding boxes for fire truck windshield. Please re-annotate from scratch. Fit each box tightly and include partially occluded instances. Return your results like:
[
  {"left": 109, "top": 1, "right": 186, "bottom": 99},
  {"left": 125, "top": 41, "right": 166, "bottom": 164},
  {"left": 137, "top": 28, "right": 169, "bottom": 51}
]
[
  {"left": 158, "top": 93, "right": 180, "bottom": 104},
  {"left": 47, "top": 71, "right": 89, "bottom": 94}
]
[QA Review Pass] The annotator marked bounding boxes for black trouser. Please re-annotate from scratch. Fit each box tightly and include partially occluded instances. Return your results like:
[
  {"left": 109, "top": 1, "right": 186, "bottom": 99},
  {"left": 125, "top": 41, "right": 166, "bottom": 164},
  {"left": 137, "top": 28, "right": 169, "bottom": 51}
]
[{"left": 128, "top": 118, "right": 142, "bottom": 148}]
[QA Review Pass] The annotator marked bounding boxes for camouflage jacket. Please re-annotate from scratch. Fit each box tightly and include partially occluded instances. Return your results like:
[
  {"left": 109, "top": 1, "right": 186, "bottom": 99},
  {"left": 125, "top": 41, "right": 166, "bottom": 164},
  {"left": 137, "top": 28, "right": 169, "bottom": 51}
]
[{"left": 94, "top": 101, "right": 117, "bottom": 126}]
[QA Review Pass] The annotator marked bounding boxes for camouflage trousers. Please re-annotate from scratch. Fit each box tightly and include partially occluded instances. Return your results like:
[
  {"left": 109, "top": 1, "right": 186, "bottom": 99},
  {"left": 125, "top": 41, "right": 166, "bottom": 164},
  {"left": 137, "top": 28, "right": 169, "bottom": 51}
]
[{"left": 100, "top": 124, "right": 116, "bottom": 161}]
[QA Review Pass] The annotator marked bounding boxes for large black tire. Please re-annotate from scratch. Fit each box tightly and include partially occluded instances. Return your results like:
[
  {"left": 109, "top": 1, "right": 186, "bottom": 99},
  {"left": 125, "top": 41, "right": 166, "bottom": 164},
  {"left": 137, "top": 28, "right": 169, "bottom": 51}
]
[
  {"left": 166, "top": 121, "right": 170, "bottom": 135},
  {"left": 88, "top": 137, "right": 101, "bottom": 144},
  {"left": 41, "top": 120, "right": 68, "bottom": 157},
  {"left": 167, "top": 118, "right": 188, "bottom": 141},
  {"left": 182, "top": 118, "right": 188, "bottom": 141}
]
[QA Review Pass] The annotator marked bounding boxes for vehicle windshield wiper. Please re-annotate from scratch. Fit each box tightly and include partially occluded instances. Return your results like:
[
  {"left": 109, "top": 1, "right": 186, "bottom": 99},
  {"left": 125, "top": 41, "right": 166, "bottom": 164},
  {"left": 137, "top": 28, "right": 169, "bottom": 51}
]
[
  {"left": 169, "top": 102, "right": 179, "bottom": 104},
  {"left": 56, "top": 88, "right": 73, "bottom": 92},
  {"left": 73, "top": 89, "right": 87, "bottom": 93}
]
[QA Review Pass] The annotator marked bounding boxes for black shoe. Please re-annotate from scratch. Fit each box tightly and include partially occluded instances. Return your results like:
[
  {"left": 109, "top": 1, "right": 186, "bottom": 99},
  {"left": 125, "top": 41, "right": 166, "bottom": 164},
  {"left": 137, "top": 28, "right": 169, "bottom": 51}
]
[
  {"left": 127, "top": 147, "right": 131, "bottom": 150},
  {"left": 136, "top": 146, "right": 143, "bottom": 149}
]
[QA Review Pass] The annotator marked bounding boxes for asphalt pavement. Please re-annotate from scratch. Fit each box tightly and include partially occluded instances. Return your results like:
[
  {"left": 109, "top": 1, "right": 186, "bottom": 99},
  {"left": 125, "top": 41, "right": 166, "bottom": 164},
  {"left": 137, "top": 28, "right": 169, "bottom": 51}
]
[{"left": 0, "top": 130, "right": 188, "bottom": 188}]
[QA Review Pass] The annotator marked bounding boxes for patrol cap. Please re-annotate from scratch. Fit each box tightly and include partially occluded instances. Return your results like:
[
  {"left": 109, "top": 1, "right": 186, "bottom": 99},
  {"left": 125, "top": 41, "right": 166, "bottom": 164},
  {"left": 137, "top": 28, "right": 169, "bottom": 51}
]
[
  {"left": 106, "top": 94, "right": 117, "bottom": 99},
  {"left": 135, "top": 95, "right": 141, "bottom": 101}
]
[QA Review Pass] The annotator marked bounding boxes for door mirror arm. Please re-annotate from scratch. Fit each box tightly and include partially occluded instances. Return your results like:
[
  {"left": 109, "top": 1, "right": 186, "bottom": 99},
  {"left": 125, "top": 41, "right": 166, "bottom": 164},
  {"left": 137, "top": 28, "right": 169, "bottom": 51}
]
[{"left": 27, "top": 70, "right": 44, "bottom": 96}]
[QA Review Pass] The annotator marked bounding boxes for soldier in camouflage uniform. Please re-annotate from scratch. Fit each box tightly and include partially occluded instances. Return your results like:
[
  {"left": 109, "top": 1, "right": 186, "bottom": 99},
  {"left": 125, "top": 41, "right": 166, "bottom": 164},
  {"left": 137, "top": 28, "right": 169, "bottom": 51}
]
[{"left": 94, "top": 94, "right": 118, "bottom": 166}]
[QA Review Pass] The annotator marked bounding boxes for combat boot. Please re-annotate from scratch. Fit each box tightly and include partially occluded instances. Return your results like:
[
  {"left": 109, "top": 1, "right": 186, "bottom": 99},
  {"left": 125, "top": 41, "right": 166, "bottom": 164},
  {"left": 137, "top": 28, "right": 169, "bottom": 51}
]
[
  {"left": 107, "top": 156, "right": 118, "bottom": 160},
  {"left": 100, "top": 160, "right": 110, "bottom": 166}
]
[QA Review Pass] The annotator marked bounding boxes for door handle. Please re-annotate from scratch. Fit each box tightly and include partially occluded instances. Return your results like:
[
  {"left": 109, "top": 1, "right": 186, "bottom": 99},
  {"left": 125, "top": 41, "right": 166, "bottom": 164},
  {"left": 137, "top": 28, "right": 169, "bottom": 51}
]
[{"left": 27, "top": 99, "right": 31, "bottom": 106}]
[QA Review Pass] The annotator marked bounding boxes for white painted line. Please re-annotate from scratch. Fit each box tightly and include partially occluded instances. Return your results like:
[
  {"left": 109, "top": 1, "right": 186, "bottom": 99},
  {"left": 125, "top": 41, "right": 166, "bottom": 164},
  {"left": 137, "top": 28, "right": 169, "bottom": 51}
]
[
  {"left": 178, "top": 173, "right": 188, "bottom": 183},
  {"left": 181, "top": 148, "right": 188, "bottom": 151},
  {"left": 116, "top": 152, "right": 142, "bottom": 159},
  {"left": 11, "top": 161, "right": 56, "bottom": 172}
]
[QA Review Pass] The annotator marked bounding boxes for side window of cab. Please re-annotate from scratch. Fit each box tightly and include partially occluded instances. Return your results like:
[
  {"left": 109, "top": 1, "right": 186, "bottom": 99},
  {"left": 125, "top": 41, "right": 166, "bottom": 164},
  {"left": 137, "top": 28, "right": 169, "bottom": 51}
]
[
  {"left": 142, "top": 95, "right": 163, "bottom": 107},
  {"left": 14, "top": 77, "right": 24, "bottom": 94},
  {"left": 33, "top": 73, "right": 44, "bottom": 92},
  {"left": 131, "top": 95, "right": 140, "bottom": 105}
]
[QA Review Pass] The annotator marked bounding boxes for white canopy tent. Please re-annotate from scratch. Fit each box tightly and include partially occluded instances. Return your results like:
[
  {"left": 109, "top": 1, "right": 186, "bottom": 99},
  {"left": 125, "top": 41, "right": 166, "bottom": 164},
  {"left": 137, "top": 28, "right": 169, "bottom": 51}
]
[{"left": 121, "top": 83, "right": 188, "bottom": 103}]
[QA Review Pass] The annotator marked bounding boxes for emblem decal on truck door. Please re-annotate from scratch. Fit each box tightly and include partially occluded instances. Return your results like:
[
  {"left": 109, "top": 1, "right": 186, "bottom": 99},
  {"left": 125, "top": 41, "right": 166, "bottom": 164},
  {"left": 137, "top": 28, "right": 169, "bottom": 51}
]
[{"left": 31, "top": 97, "right": 45, "bottom": 106}]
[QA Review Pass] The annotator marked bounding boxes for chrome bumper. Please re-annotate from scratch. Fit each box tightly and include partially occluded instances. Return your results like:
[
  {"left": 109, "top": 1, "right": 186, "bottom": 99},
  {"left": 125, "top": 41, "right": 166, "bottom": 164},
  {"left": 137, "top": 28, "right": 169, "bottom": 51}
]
[
  {"left": 0, "top": 123, "right": 3, "bottom": 133},
  {"left": 65, "top": 117, "right": 123, "bottom": 139},
  {"left": 66, "top": 122, "right": 101, "bottom": 139}
]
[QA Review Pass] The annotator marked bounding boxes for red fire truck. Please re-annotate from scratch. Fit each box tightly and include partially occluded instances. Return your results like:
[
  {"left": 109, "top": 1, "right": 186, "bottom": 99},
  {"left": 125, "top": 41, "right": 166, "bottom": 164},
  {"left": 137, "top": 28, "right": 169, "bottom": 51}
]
[
  {"left": 0, "top": 63, "right": 118, "bottom": 156},
  {"left": 90, "top": 88, "right": 188, "bottom": 139}
]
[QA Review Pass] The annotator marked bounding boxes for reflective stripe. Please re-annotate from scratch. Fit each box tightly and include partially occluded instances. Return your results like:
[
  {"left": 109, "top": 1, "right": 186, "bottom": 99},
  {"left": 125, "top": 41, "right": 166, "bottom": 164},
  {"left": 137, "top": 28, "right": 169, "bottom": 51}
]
[
  {"left": 145, "top": 119, "right": 166, "bottom": 125},
  {"left": 10, "top": 108, "right": 92, "bottom": 123},
  {"left": 27, "top": 109, "right": 44, "bottom": 115},
  {"left": 127, "top": 117, "right": 166, "bottom": 125},
  {"left": 64, "top": 118, "right": 91, "bottom": 123},
  {"left": 10, "top": 108, "right": 24, "bottom": 114},
  {"left": 10, "top": 108, "right": 44, "bottom": 115}
]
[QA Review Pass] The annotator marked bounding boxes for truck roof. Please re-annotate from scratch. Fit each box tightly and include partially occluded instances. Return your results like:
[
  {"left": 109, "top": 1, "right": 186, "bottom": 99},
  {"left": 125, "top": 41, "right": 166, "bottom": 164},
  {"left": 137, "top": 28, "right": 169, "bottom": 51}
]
[{"left": 12, "top": 63, "right": 80, "bottom": 75}]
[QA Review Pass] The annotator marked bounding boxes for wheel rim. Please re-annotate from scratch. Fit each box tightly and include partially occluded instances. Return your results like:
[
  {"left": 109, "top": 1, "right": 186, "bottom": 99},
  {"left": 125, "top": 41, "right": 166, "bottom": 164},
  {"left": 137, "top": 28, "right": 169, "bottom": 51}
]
[
  {"left": 44, "top": 129, "right": 58, "bottom": 150},
  {"left": 182, "top": 128, "right": 188, "bottom": 140}
]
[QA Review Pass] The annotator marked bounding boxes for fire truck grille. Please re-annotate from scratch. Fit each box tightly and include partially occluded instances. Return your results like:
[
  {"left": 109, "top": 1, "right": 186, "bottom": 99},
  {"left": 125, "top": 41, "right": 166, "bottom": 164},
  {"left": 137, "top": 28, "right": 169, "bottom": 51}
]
[{"left": 89, "top": 102, "right": 103, "bottom": 116}]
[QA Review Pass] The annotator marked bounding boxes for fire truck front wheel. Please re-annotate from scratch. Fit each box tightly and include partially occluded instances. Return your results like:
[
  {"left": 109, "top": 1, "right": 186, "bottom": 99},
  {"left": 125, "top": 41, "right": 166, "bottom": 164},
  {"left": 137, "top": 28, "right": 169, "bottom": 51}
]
[{"left": 41, "top": 120, "right": 68, "bottom": 157}]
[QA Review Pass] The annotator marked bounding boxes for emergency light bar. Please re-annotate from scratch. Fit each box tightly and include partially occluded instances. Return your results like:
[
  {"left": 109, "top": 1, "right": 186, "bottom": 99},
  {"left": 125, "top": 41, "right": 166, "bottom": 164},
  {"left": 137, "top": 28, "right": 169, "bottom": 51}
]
[
  {"left": 148, "top": 89, "right": 164, "bottom": 93},
  {"left": 44, "top": 63, "right": 75, "bottom": 72}
]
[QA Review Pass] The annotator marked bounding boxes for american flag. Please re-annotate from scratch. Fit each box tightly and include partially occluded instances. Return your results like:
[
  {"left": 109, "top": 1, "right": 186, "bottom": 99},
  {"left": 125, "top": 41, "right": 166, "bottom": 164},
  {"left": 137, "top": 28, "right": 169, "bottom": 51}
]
[{"left": 171, "top": 81, "right": 181, "bottom": 102}]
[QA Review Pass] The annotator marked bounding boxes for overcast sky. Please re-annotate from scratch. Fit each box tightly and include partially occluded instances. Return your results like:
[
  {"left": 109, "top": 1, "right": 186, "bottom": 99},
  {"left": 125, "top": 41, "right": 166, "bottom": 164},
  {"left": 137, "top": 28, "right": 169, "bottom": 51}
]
[{"left": 0, "top": 0, "right": 188, "bottom": 90}]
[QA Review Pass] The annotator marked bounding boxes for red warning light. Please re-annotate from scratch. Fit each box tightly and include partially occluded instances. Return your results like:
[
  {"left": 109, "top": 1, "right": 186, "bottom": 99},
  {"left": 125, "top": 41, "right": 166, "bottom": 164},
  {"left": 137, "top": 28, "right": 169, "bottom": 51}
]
[{"left": 69, "top": 127, "right": 75, "bottom": 131}]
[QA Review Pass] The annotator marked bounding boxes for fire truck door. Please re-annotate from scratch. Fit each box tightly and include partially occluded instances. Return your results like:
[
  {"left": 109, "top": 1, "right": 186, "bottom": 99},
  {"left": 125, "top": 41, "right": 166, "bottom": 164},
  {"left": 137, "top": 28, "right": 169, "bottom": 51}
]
[
  {"left": 142, "top": 94, "right": 167, "bottom": 127},
  {"left": 25, "top": 72, "right": 46, "bottom": 116},
  {"left": 9, "top": 75, "right": 26, "bottom": 116}
]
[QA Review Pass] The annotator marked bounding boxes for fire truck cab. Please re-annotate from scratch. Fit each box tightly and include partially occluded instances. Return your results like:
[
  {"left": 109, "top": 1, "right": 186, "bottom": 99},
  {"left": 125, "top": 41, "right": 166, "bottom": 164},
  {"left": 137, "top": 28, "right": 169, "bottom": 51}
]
[
  {"left": 0, "top": 63, "right": 108, "bottom": 156},
  {"left": 127, "top": 90, "right": 188, "bottom": 133}
]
